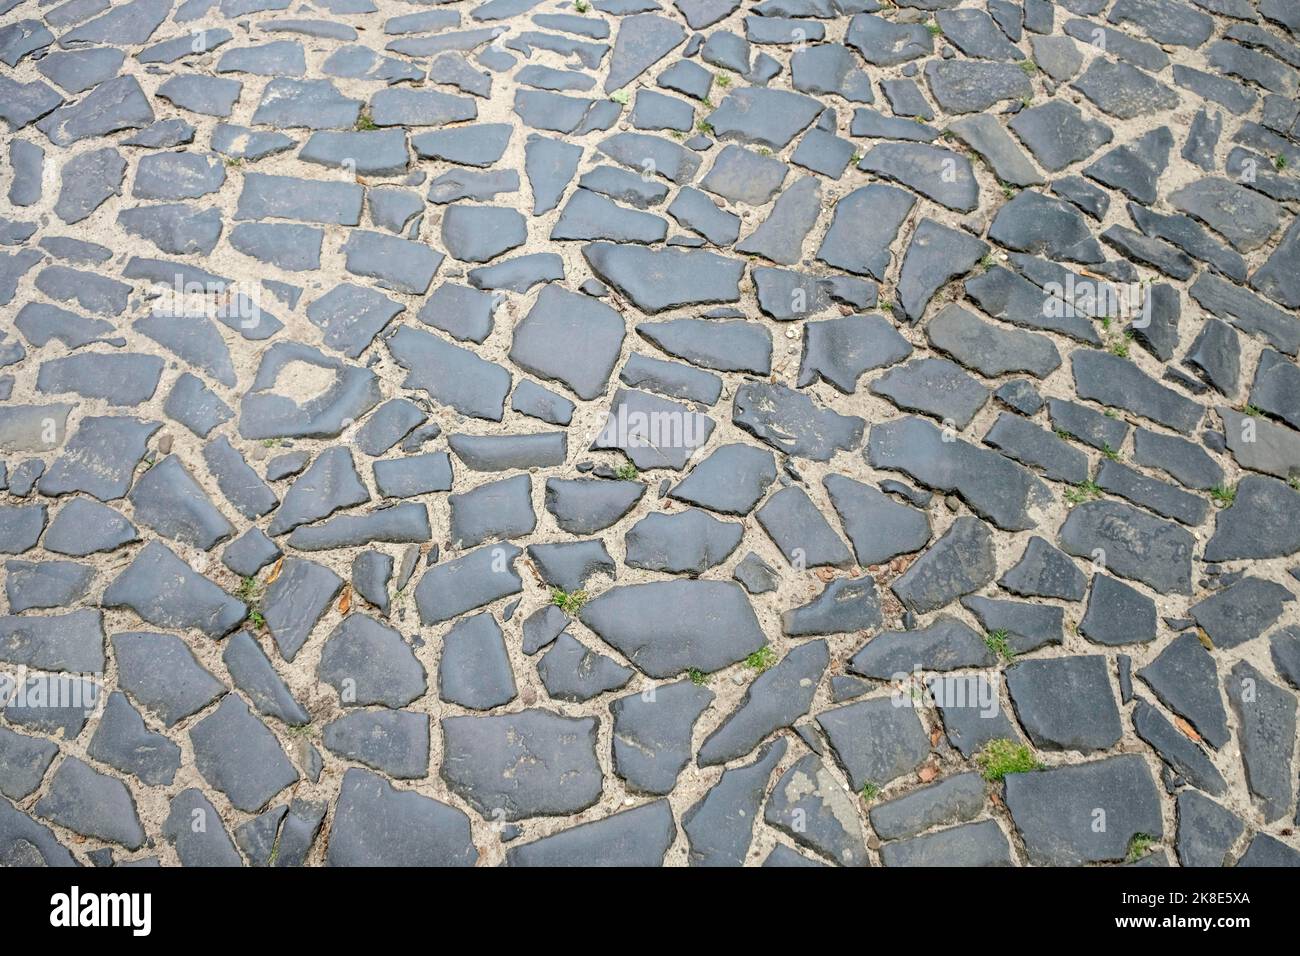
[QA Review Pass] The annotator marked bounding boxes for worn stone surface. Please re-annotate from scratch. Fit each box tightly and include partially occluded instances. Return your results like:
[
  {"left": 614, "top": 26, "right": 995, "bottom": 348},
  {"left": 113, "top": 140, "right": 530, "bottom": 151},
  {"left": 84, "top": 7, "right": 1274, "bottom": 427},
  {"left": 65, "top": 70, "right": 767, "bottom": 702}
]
[{"left": 3, "top": 0, "right": 1297, "bottom": 870}]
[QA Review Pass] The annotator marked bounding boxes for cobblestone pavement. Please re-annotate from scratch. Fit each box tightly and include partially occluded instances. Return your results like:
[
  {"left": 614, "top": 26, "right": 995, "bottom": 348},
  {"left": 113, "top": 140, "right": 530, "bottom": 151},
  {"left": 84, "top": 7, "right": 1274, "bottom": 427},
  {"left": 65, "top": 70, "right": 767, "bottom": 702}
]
[{"left": 1, "top": 0, "right": 1299, "bottom": 869}]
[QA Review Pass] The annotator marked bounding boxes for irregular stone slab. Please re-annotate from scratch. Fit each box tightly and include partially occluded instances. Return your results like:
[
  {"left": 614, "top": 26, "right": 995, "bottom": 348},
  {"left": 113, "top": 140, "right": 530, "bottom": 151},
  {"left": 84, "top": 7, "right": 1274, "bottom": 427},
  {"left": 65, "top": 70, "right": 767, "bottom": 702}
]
[
  {"left": 1073, "top": 58, "right": 1178, "bottom": 119},
  {"left": 319, "top": 614, "right": 426, "bottom": 708},
  {"left": 389, "top": 325, "right": 510, "bottom": 422},
  {"left": 798, "top": 313, "right": 910, "bottom": 393},
  {"left": 611, "top": 679, "right": 713, "bottom": 795},
  {"left": 871, "top": 357, "right": 989, "bottom": 429},
  {"left": 341, "top": 231, "right": 441, "bottom": 296},
  {"left": 89, "top": 691, "right": 180, "bottom": 788},
  {"left": 848, "top": 615, "right": 993, "bottom": 680},
  {"left": 0, "top": 609, "right": 104, "bottom": 677},
  {"left": 104, "top": 542, "right": 246, "bottom": 639},
  {"left": 625, "top": 509, "right": 743, "bottom": 574},
  {"left": 733, "top": 381, "right": 864, "bottom": 461},
  {"left": 128, "top": 455, "right": 233, "bottom": 550},
  {"left": 162, "top": 789, "right": 241, "bottom": 867},
  {"left": 846, "top": 14, "right": 932, "bottom": 66},
  {"left": 597, "top": 131, "right": 701, "bottom": 184},
  {"left": 1136, "top": 633, "right": 1229, "bottom": 749},
  {"left": 949, "top": 113, "right": 1043, "bottom": 187},
  {"left": 683, "top": 739, "right": 786, "bottom": 866},
  {"left": 235, "top": 173, "right": 362, "bottom": 226},
  {"left": 620, "top": 353, "right": 722, "bottom": 406},
  {"left": 735, "top": 176, "right": 821, "bottom": 264},
  {"left": 1252, "top": 216, "right": 1300, "bottom": 310},
  {"left": 538, "top": 633, "right": 634, "bottom": 702},
  {"left": 441, "top": 709, "right": 600, "bottom": 821},
  {"left": 896, "top": 218, "right": 989, "bottom": 322},
  {"left": 1190, "top": 578, "right": 1293, "bottom": 650},
  {"left": 240, "top": 343, "right": 381, "bottom": 440},
  {"left": 55, "top": 147, "right": 125, "bottom": 225},
  {"left": 507, "top": 799, "right": 676, "bottom": 867},
  {"left": 639, "top": 319, "right": 771, "bottom": 375},
  {"left": 583, "top": 243, "right": 744, "bottom": 313},
  {"left": 417, "top": 283, "right": 497, "bottom": 344},
  {"left": 1132, "top": 700, "right": 1226, "bottom": 796},
  {"left": 765, "top": 754, "right": 868, "bottom": 866},
  {"left": 892, "top": 516, "right": 996, "bottom": 614},
  {"left": 925, "top": 58, "right": 1031, "bottom": 113},
  {"left": 0, "top": 799, "right": 74, "bottom": 866},
  {"left": 552, "top": 189, "right": 667, "bottom": 244},
  {"left": 43, "top": 499, "right": 138, "bottom": 557},
  {"left": 963, "top": 595, "right": 1063, "bottom": 654},
  {"left": 998, "top": 536, "right": 1085, "bottom": 601},
  {"left": 669, "top": 444, "right": 775, "bottom": 515},
  {"left": 36, "top": 352, "right": 161, "bottom": 407},
  {"left": 791, "top": 43, "right": 875, "bottom": 102},
  {"left": 1006, "top": 655, "right": 1121, "bottom": 752},
  {"left": 860, "top": 142, "right": 976, "bottom": 212},
  {"left": 579, "top": 579, "right": 765, "bottom": 677},
  {"left": 817, "top": 696, "right": 929, "bottom": 791},
  {"left": 816, "top": 185, "right": 914, "bottom": 280},
  {"left": 783, "top": 576, "right": 883, "bottom": 637},
  {"left": 1238, "top": 833, "right": 1300, "bottom": 867},
  {"left": 0, "top": 505, "right": 45, "bottom": 556},
  {"left": 509, "top": 284, "right": 625, "bottom": 400},
  {"left": 286, "top": 503, "right": 431, "bottom": 551},
  {"left": 1059, "top": 500, "right": 1194, "bottom": 595},
  {"left": 1078, "top": 575, "right": 1156, "bottom": 646},
  {"left": 327, "top": 767, "right": 476, "bottom": 867},
  {"left": 438, "top": 612, "right": 517, "bottom": 710},
  {"left": 1004, "top": 755, "right": 1162, "bottom": 864},
  {"left": 700, "top": 145, "right": 788, "bottom": 205},
  {"left": 0, "top": 726, "right": 57, "bottom": 801},
  {"left": 112, "top": 631, "right": 225, "bottom": 727},
  {"left": 705, "top": 87, "right": 821, "bottom": 150},
  {"left": 927, "top": 304, "right": 1059, "bottom": 379},
  {"left": 268, "top": 447, "right": 368, "bottom": 536},
  {"left": 37, "top": 75, "right": 154, "bottom": 146},
  {"left": 1226, "top": 661, "right": 1296, "bottom": 822},
  {"left": 190, "top": 695, "right": 297, "bottom": 813},
  {"left": 1175, "top": 790, "right": 1244, "bottom": 868},
  {"left": 605, "top": 13, "right": 685, "bottom": 91},
  {"left": 756, "top": 486, "right": 853, "bottom": 568},
  {"left": 449, "top": 474, "right": 535, "bottom": 549},
  {"left": 441, "top": 205, "right": 526, "bottom": 263},
  {"left": 156, "top": 75, "right": 243, "bottom": 117},
  {"left": 1009, "top": 100, "right": 1112, "bottom": 171},
  {"left": 869, "top": 416, "right": 1051, "bottom": 531},
  {"left": 323, "top": 709, "right": 429, "bottom": 779},
  {"left": 1072, "top": 351, "right": 1201, "bottom": 433},
  {"left": 449, "top": 433, "right": 565, "bottom": 471},
  {"left": 414, "top": 543, "right": 522, "bottom": 625},
  {"left": 880, "top": 819, "right": 1013, "bottom": 867},
  {"left": 545, "top": 478, "right": 644, "bottom": 533},
  {"left": 1169, "top": 177, "right": 1282, "bottom": 253},
  {"left": 700, "top": 641, "right": 828, "bottom": 766},
  {"left": 261, "top": 557, "right": 344, "bottom": 661},
  {"left": 35, "top": 757, "right": 145, "bottom": 850},
  {"left": 592, "top": 388, "right": 714, "bottom": 471},
  {"left": 526, "top": 541, "right": 615, "bottom": 593},
  {"left": 869, "top": 772, "right": 985, "bottom": 841},
  {"left": 222, "top": 630, "right": 308, "bottom": 725}
]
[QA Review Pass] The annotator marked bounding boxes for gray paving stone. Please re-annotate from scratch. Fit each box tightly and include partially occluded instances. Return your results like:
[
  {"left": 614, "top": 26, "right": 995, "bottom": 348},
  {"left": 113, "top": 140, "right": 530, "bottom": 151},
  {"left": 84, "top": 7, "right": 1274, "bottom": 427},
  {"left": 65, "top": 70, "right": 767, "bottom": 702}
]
[
  {"left": 35, "top": 757, "right": 145, "bottom": 850},
  {"left": 1137, "top": 633, "right": 1230, "bottom": 749},
  {"left": 323, "top": 709, "right": 430, "bottom": 779},
  {"left": 327, "top": 768, "right": 476, "bottom": 866},
  {"left": 684, "top": 739, "right": 786, "bottom": 866},
  {"left": 507, "top": 799, "right": 676, "bottom": 866},
  {"left": 1226, "top": 661, "right": 1296, "bottom": 822},
  {"left": 765, "top": 753, "right": 869, "bottom": 866}
]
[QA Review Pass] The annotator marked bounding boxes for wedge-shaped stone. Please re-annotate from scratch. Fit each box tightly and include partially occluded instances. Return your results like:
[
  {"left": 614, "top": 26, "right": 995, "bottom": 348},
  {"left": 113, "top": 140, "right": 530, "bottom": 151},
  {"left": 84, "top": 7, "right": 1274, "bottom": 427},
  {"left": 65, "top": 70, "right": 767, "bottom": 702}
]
[
  {"left": 817, "top": 696, "right": 930, "bottom": 791},
  {"left": 327, "top": 768, "right": 476, "bottom": 866},
  {"left": 190, "top": 696, "right": 298, "bottom": 813},
  {"left": 892, "top": 516, "right": 996, "bottom": 614},
  {"left": 103, "top": 542, "right": 246, "bottom": 639},
  {"left": 414, "top": 543, "right": 522, "bottom": 625},
  {"left": 579, "top": 580, "right": 765, "bottom": 678}
]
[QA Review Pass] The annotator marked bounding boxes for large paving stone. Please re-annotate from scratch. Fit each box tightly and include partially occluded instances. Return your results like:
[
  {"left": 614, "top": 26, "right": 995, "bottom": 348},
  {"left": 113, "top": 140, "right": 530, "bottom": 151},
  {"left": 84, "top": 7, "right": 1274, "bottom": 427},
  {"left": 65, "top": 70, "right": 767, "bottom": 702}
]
[{"left": 441, "top": 709, "right": 601, "bottom": 821}]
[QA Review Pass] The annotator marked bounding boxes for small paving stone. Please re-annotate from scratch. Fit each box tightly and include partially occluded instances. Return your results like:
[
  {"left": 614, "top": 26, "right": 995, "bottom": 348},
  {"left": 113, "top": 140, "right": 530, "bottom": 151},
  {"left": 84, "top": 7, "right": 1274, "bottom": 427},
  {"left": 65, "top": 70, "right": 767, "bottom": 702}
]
[
  {"left": 1006, "top": 655, "right": 1121, "bottom": 752},
  {"left": 1226, "top": 661, "right": 1297, "bottom": 821},
  {"left": 765, "top": 753, "right": 868, "bottom": 866},
  {"left": 441, "top": 708, "right": 600, "bottom": 820},
  {"left": 1079, "top": 575, "right": 1157, "bottom": 647},
  {"left": 1132, "top": 699, "right": 1227, "bottom": 796},
  {"left": 323, "top": 709, "right": 430, "bottom": 779},
  {"left": 817, "top": 695, "right": 930, "bottom": 791},
  {"left": 625, "top": 509, "right": 743, "bottom": 575},
  {"left": 1005, "top": 755, "right": 1162, "bottom": 864},
  {"left": 414, "top": 543, "right": 522, "bottom": 625},
  {"left": 104, "top": 541, "right": 246, "bottom": 639},
  {"left": 538, "top": 632, "right": 635, "bottom": 702},
  {"left": 223, "top": 630, "right": 308, "bottom": 726},
  {"left": 1137, "top": 633, "right": 1230, "bottom": 749},
  {"left": 190, "top": 695, "right": 297, "bottom": 813},
  {"left": 1175, "top": 790, "right": 1244, "bottom": 867},
  {"left": 35, "top": 757, "right": 145, "bottom": 850},
  {"left": 507, "top": 799, "right": 677, "bottom": 867},
  {"left": 580, "top": 579, "right": 764, "bottom": 677},
  {"left": 611, "top": 679, "right": 713, "bottom": 794},
  {"left": 683, "top": 739, "right": 786, "bottom": 866},
  {"left": 327, "top": 767, "right": 476, "bottom": 866},
  {"left": 438, "top": 612, "right": 517, "bottom": 710},
  {"left": 319, "top": 614, "right": 426, "bottom": 708}
]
